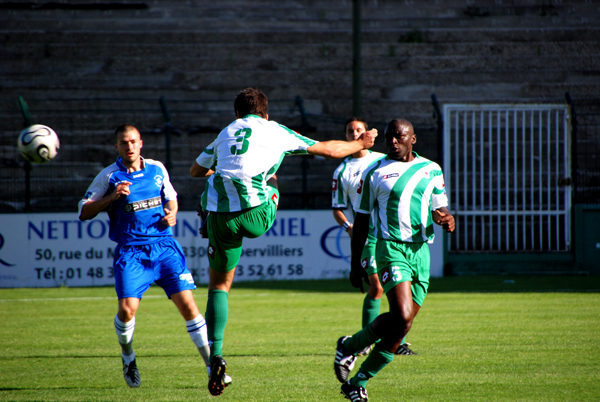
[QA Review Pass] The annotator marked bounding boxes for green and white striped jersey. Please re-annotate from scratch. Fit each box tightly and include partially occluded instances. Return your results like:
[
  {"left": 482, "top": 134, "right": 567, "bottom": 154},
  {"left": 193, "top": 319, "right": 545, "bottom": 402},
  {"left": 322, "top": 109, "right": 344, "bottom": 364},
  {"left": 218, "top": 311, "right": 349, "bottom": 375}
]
[
  {"left": 197, "top": 115, "right": 316, "bottom": 212},
  {"left": 355, "top": 153, "right": 448, "bottom": 243},
  {"left": 332, "top": 151, "right": 385, "bottom": 217}
]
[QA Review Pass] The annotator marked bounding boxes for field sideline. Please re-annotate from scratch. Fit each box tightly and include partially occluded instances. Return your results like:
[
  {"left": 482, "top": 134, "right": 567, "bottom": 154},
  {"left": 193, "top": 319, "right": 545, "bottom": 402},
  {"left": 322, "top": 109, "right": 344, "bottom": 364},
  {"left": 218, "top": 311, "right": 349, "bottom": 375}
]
[{"left": 1, "top": 276, "right": 599, "bottom": 402}]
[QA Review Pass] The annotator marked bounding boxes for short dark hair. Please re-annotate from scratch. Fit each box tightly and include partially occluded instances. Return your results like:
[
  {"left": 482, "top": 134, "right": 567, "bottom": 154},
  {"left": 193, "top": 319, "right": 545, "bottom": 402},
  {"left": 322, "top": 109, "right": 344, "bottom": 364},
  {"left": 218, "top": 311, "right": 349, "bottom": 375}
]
[
  {"left": 234, "top": 87, "right": 268, "bottom": 118},
  {"left": 384, "top": 119, "right": 413, "bottom": 136},
  {"left": 114, "top": 124, "right": 139, "bottom": 143},
  {"left": 344, "top": 117, "right": 369, "bottom": 131}
]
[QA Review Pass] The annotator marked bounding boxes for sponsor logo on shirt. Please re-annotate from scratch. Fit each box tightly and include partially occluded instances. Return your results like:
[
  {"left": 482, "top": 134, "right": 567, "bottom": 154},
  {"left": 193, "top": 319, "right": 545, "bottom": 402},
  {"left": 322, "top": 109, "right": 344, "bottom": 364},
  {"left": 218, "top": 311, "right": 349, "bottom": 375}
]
[
  {"left": 383, "top": 173, "right": 399, "bottom": 179},
  {"left": 361, "top": 258, "right": 368, "bottom": 270},
  {"left": 357, "top": 179, "right": 364, "bottom": 194},
  {"left": 133, "top": 173, "right": 144, "bottom": 178},
  {"left": 352, "top": 171, "right": 361, "bottom": 177},
  {"left": 154, "top": 175, "right": 163, "bottom": 187},
  {"left": 208, "top": 244, "right": 215, "bottom": 259},
  {"left": 123, "top": 196, "right": 162, "bottom": 213},
  {"left": 332, "top": 179, "right": 338, "bottom": 191}
]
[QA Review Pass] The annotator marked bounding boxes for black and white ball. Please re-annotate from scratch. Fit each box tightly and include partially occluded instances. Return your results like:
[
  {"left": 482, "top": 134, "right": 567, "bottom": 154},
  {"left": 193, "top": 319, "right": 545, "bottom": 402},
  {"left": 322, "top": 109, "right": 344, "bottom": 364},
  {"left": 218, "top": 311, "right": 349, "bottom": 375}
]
[{"left": 17, "top": 124, "right": 60, "bottom": 164}]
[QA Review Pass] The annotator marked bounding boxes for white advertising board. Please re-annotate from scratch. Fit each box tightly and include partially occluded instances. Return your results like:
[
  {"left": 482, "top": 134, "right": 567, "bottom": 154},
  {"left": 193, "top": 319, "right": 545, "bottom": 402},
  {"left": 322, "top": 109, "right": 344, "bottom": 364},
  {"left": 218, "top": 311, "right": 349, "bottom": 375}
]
[{"left": 0, "top": 211, "right": 444, "bottom": 288}]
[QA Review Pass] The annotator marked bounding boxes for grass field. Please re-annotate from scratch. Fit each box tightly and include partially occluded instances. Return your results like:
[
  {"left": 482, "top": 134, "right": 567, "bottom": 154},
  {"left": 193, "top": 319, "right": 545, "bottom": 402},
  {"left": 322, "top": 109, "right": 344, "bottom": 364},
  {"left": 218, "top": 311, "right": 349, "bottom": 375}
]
[{"left": 1, "top": 275, "right": 599, "bottom": 402}]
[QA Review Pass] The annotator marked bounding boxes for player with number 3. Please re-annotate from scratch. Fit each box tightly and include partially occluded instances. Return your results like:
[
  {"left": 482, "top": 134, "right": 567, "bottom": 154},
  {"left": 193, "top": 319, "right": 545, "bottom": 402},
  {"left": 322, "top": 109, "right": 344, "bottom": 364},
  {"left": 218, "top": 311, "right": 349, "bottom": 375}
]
[{"left": 190, "top": 87, "right": 378, "bottom": 396}]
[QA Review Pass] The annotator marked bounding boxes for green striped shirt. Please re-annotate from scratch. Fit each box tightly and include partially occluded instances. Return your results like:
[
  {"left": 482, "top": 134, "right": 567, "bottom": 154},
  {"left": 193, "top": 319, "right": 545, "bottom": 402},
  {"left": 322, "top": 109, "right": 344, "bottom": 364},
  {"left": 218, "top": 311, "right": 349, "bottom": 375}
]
[{"left": 356, "top": 153, "right": 448, "bottom": 242}]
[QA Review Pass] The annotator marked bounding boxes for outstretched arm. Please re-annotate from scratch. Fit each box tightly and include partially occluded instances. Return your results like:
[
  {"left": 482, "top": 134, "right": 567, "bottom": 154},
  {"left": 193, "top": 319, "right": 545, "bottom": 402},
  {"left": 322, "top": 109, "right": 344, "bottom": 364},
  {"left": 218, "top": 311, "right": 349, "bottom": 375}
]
[{"left": 307, "top": 129, "right": 378, "bottom": 159}]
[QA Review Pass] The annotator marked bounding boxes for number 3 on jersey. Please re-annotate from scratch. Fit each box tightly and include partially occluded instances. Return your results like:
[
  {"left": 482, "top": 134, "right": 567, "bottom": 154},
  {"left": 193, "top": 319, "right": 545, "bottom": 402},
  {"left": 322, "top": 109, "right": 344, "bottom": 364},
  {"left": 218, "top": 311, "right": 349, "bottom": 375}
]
[{"left": 230, "top": 128, "right": 252, "bottom": 155}]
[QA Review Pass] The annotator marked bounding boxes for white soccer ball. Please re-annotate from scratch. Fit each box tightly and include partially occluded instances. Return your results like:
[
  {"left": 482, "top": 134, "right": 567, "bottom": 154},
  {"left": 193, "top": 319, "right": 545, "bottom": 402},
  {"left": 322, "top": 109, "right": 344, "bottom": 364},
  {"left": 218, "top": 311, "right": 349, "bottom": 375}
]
[{"left": 17, "top": 124, "right": 60, "bottom": 164}]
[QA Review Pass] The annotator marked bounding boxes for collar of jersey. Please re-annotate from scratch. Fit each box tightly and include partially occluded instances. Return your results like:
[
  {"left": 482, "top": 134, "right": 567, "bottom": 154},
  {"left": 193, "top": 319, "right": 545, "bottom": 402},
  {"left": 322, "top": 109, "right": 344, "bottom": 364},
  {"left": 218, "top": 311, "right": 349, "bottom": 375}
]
[
  {"left": 385, "top": 151, "right": 420, "bottom": 161},
  {"left": 242, "top": 114, "right": 263, "bottom": 119},
  {"left": 116, "top": 156, "right": 146, "bottom": 172}
]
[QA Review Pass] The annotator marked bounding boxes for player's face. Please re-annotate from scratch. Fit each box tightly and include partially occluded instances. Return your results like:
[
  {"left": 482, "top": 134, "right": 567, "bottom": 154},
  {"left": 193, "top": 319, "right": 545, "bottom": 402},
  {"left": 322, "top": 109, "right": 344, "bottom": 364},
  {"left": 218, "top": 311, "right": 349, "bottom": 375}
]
[
  {"left": 345, "top": 121, "right": 366, "bottom": 141},
  {"left": 385, "top": 123, "right": 416, "bottom": 162},
  {"left": 116, "top": 130, "right": 143, "bottom": 165}
]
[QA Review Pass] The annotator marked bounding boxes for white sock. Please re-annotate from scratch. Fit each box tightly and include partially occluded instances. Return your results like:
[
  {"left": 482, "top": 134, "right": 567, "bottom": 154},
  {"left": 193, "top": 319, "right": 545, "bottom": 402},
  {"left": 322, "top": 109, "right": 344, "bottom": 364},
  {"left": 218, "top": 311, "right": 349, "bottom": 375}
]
[
  {"left": 122, "top": 351, "right": 135, "bottom": 364},
  {"left": 114, "top": 315, "right": 135, "bottom": 357},
  {"left": 186, "top": 315, "right": 210, "bottom": 370}
]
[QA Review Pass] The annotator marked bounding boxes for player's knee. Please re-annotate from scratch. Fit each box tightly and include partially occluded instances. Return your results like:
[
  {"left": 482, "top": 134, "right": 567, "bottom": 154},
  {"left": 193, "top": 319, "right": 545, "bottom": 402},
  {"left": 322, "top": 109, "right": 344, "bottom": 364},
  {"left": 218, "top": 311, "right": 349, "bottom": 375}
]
[
  {"left": 388, "top": 319, "right": 411, "bottom": 342},
  {"left": 118, "top": 299, "right": 139, "bottom": 321},
  {"left": 388, "top": 307, "right": 413, "bottom": 336},
  {"left": 118, "top": 308, "right": 136, "bottom": 322},
  {"left": 370, "top": 284, "right": 384, "bottom": 299},
  {"left": 183, "top": 300, "right": 200, "bottom": 317}
]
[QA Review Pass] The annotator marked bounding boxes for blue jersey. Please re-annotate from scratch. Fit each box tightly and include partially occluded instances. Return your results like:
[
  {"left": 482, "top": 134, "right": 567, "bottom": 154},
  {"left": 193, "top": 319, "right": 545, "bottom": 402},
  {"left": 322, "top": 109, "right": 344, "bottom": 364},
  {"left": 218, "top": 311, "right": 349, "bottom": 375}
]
[{"left": 78, "top": 157, "right": 178, "bottom": 246}]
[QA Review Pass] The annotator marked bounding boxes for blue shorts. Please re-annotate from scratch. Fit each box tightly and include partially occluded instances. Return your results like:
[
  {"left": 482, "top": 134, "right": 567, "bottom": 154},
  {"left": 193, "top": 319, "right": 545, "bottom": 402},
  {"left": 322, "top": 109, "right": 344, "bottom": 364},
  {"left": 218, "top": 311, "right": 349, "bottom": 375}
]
[{"left": 113, "top": 237, "right": 196, "bottom": 299}]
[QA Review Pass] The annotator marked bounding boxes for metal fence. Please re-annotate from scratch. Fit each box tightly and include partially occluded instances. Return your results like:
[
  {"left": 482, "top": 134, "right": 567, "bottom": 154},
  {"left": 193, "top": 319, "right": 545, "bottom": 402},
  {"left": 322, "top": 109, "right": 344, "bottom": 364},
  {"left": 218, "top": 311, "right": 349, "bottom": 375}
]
[{"left": 443, "top": 104, "right": 572, "bottom": 253}]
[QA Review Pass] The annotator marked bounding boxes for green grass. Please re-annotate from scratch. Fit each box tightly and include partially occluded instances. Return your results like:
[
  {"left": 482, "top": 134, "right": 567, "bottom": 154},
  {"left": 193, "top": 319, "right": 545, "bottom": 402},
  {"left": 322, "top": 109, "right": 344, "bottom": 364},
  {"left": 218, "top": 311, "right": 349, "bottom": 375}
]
[{"left": 1, "top": 276, "right": 599, "bottom": 401}]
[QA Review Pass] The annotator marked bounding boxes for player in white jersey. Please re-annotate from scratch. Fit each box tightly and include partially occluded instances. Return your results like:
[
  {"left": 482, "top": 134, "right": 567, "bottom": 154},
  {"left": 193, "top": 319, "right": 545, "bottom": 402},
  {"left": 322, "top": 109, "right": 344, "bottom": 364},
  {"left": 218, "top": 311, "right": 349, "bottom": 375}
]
[
  {"left": 334, "top": 119, "right": 455, "bottom": 402},
  {"left": 332, "top": 118, "right": 385, "bottom": 357},
  {"left": 79, "top": 125, "right": 211, "bottom": 390},
  {"left": 190, "top": 88, "right": 378, "bottom": 396},
  {"left": 332, "top": 118, "right": 385, "bottom": 231}
]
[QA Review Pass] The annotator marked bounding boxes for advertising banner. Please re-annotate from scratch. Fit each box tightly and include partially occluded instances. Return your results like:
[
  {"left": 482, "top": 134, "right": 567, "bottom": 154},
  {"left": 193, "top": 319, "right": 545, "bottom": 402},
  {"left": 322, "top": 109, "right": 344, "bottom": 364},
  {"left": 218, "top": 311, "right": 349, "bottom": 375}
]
[{"left": 0, "top": 211, "right": 444, "bottom": 288}]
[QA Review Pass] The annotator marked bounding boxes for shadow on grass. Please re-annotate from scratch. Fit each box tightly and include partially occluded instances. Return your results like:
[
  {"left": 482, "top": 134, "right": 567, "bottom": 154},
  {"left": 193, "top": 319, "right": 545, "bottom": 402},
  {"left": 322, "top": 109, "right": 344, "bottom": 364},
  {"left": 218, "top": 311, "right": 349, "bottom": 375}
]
[{"left": 231, "top": 275, "right": 600, "bottom": 293}]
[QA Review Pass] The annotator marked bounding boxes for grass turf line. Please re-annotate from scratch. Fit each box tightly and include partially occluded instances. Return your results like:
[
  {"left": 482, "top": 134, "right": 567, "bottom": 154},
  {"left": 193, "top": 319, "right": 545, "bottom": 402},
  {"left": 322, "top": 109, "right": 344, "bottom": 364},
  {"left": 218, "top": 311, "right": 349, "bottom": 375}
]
[{"left": 0, "top": 276, "right": 599, "bottom": 401}]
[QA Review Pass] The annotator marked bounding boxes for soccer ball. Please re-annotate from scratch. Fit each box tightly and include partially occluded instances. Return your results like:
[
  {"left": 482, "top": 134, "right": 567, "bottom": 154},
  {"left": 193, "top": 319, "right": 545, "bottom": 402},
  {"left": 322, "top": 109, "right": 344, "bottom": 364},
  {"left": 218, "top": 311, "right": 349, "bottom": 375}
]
[{"left": 17, "top": 124, "right": 60, "bottom": 164}]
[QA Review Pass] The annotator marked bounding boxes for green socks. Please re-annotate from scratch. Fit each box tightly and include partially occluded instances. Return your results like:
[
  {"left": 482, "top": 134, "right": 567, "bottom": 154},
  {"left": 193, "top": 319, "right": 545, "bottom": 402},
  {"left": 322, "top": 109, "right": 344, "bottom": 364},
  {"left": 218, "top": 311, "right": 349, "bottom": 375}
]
[
  {"left": 350, "top": 345, "right": 394, "bottom": 388},
  {"left": 343, "top": 323, "right": 380, "bottom": 354},
  {"left": 362, "top": 294, "right": 381, "bottom": 328},
  {"left": 206, "top": 289, "right": 229, "bottom": 362}
]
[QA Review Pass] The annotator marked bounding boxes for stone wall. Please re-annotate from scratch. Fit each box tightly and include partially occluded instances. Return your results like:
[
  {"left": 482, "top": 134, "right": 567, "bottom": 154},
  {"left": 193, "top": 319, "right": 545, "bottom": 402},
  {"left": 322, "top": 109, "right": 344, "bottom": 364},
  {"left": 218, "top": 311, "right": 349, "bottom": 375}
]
[{"left": 1, "top": 0, "right": 598, "bottom": 211}]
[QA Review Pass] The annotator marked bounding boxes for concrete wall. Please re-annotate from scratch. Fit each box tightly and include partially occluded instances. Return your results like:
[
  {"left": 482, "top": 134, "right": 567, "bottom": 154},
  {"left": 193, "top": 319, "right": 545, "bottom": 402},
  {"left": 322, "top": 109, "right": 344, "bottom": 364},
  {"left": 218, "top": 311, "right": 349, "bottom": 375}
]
[{"left": 1, "top": 0, "right": 598, "bottom": 211}]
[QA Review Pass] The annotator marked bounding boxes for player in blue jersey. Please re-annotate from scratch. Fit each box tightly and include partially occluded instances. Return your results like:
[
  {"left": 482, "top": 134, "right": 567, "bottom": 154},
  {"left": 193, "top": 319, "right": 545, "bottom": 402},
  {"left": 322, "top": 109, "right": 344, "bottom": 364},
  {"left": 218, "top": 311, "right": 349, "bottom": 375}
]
[
  {"left": 334, "top": 118, "right": 455, "bottom": 401},
  {"left": 78, "top": 124, "right": 212, "bottom": 389}
]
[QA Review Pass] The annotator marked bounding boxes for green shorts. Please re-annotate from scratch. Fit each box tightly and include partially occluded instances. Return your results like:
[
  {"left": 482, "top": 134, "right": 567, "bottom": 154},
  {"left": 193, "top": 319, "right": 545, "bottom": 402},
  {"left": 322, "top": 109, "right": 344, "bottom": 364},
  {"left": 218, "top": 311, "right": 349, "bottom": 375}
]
[
  {"left": 376, "top": 240, "right": 430, "bottom": 306},
  {"left": 207, "top": 187, "right": 279, "bottom": 273},
  {"left": 360, "top": 237, "right": 378, "bottom": 276}
]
